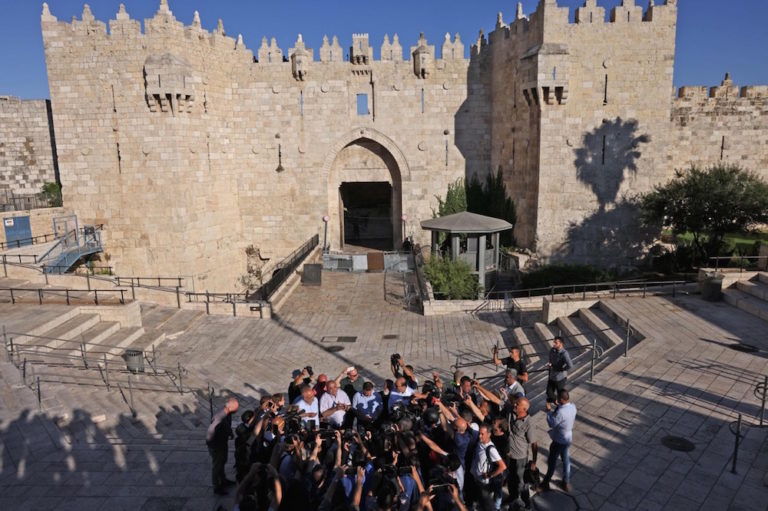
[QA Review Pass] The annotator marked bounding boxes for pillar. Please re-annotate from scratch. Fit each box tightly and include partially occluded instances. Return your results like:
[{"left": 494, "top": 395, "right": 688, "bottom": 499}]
[
  {"left": 451, "top": 233, "right": 459, "bottom": 261},
  {"left": 478, "top": 234, "right": 486, "bottom": 294},
  {"left": 493, "top": 232, "right": 500, "bottom": 269},
  {"left": 431, "top": 231, "right": 439, "bottom": 256}
]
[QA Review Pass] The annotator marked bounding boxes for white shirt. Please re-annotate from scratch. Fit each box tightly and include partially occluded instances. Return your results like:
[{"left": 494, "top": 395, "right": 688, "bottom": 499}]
[
  {"left": 470, "top": 441, "right": 502, "bottom": 485},
  {"left": 388, "top": 386, "right": 414, "bottom": 411},
  {"left": 319, "top": 390, "right": 351, "bottom": 427},
  {"left": 293, "top": 396, "right": 320, "bottom": 427},
  {"left": 504, "top": 380, "right": 525, "bottom": 397}
]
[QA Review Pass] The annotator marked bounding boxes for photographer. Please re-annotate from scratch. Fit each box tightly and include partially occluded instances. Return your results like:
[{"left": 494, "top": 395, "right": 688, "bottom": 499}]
[
  {"left": 492, "top": 345, "right": 528, "bottom": 385},
  {"left": 390, "top": 354, "right": 419, "bottom": 390},
  {"left": 206, "top": 396, "right": 238, "bottom": 495},
  {"left": 469, "top": 424, "right": 506, "bottom": 511},
  {"left": 289, "top": 367, "right": 315, "bottom": 404},
  {"left": 389, "top": 377, "right": 428, "bottom": 412}
]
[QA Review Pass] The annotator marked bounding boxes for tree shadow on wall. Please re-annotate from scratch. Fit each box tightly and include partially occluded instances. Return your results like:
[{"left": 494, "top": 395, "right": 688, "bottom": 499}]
[
  {"left": 574, "top": 117, "right": 650, "bottom": 211},
  {"left": 556, "top": 118, "right": 654, "bottom": 267},
  {"left": 555, "top": 197, "right": 658, "bottom": 269}
]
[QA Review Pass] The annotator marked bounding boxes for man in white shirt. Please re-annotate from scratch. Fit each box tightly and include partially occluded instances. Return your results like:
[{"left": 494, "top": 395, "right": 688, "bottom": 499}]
[
  {"left": 293, "top": 384, "right": 319, "bottom": 428},
  {"left": 470, "top": 424, "right": 507, "bottom": 511},
  {"left": 319, "top": 380, "right": 351, "bottom": 428}
]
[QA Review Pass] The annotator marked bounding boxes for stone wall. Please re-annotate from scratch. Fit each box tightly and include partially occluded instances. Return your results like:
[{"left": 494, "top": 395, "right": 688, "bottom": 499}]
[
  {"left": 488, "top": 0, "right": 678, "bottom": 266},
  {"left": 41, "top": 2, "right": 483, "bottom": 292},
  {"left": 0, "top": 96, "right": 58, "bottom": 196},
  {"left": 672, "top": 76, "right": 768, "bottom": 178},
  {"left": 38, "top": 0, "right": 768, "bottom": 289}
]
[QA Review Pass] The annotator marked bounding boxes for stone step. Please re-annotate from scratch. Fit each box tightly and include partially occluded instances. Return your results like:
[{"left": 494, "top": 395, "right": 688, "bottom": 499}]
[
  {"left": 512, "top": 326, "right": 544, "bottom": 367},
  {"left": 723, "top": 288, "right": 768, "bottom": 322},
  {"left": 578, "top": 308, "right": 625, "bottom": 348},
  {"left": 736, "top": 279, "right": 768, "bottom": 301},
  {"left": 38, "top": 313, "right": 101, "bottom": 348},
  {"left": 758, "top": 272, "right": 768, "bottom": 285},
  {"left": 91, "top": 326, "right": 146, "bottom": 360},
  {"left": 140, "top": 304, "right": 179, "bottom": 331},
  {"left": 533, "top": 322, "right": 558, "bottom": 346},
  {"left": 123, "top": 329, "right": 167, "bottom": 358},
  {"left": 80, "top": 320, "right": 121, "bottom": 344},
  {"left": 557, "top": 316, "right": 592, "bottom": 349},
  {"left": 11, "top": 307, "right": 80, "bottom": 339}
]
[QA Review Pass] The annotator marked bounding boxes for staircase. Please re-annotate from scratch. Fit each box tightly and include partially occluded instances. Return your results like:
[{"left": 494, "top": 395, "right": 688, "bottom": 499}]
[
  {"left": 722, "top": 272, "right": 768, "bottom": 322},
  {"left": 37, "top": 226, "right": 103, "bottom": 274},
  {"left": 511, "top": 300, "right": 641, "bottom": 403}
]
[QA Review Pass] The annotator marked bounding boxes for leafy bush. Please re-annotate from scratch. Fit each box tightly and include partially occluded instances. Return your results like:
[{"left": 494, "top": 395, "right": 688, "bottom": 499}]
[
  {"left": 520, "top": 264, "right": 617, "bottom": 290},
  {"left": 423, "top": 256, "right": 481, "bottom": 300},
  {"left": 40, "top": 182, "right": 62, "bottom": 207}
]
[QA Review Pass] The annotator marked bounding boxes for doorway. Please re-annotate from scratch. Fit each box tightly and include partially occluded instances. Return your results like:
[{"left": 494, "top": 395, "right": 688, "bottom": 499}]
[{"left": 339, "top": 181, "right": 393, "bottom": 251}]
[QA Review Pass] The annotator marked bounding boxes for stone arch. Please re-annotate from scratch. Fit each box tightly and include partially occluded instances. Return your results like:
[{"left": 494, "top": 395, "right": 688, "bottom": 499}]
[{"left": 324, "top": 128, "right": 410, "bottom": 251}]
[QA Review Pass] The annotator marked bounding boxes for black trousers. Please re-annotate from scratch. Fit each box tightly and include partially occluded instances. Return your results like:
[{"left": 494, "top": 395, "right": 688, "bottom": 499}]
[
  {"left": 208, "top": 445, "right": 228, "bottom": 490},
  {"left": 507, "top": 457, "right": 531, "bottom": 508},
  {"left": 546, "top": 378, "right": 567, "bottom": 403}
]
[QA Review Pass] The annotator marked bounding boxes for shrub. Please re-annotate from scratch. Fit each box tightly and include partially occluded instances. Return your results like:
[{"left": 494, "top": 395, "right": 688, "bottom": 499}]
[
  {"left": 423, "top": 256, "right": 481, "bottom": 300},
  {"left": 520, "top": 263, "right": 617, "bottom": 290}
]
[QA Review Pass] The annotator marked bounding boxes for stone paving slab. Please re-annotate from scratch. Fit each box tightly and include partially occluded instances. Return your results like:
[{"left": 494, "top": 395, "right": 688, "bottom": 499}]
[{"left": 1, "top": 272, "right": 767, "bottom": 510}]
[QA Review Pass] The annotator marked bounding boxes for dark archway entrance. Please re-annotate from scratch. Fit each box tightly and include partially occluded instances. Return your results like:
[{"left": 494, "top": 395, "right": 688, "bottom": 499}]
[{"left": 339, "top": 181, "right": 393, "bottom": 251}]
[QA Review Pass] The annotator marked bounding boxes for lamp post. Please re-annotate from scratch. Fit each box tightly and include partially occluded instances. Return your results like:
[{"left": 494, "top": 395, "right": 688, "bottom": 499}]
[{"left": 322, "top": 215, "right": 330, "bottom": 253}]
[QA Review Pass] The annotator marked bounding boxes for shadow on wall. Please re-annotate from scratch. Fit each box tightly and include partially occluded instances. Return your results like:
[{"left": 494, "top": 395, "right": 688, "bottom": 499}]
[
  {"left": 557, "top": 118, "right": 654, "bottom": 267},
  {"left": 574, "top": 117, "right": 650, "bottom": 211}
]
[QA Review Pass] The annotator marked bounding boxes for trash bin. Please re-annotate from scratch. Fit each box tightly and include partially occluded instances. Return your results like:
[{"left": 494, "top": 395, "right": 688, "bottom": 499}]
[
  {"left": 700, "top": 273, "right": 724, "bottom": 302},
  {"left": 122, "top": 349, "right": 145, "bottom": 373}
]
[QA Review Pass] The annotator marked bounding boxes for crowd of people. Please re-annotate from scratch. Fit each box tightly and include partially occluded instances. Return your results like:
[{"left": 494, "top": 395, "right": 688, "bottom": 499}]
[{"left": 206, "top": 339, "right": 577, "bottom": 511}]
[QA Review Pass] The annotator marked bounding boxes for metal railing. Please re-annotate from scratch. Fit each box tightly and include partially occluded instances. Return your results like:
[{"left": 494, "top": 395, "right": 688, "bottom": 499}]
[
  {"left": 0, "top": 192, "right": 62, "bottom": 212},
  {"left": 0, "top": 286, "right": 127, "bottom": 305},
  {"left": 115, "top": 276, "right": 184, "bottom": 289},
  {"left": 0, "top": 232, "right": 58, "bottom": 251},
  {"left": 470, "top": 278, "right": 695, "bottom": 302},
  {"left": 252, "top": 234, "right": 319, "bottom": 301},
  {"left": 411, "top": 245, "right": 430, "bottom": 306},
  {"left": 709, "top": 255, "right": 768, "bottom": 272}
]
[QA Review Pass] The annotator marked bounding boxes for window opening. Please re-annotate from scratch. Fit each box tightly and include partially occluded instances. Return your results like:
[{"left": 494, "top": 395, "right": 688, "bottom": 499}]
[
  {"left": 356, "top": 94, "right": 369, "bottom": 115},
  {"left": 720, "top": 136, "right": 726, "bottom": 160},
  {"left": 300, "top": 91, "right": 304, "bottom": 115},
  {"left": 601, "top": 135, "right": 606, "bottom": 165},
  {"left": 268, "top": 52, "right": 272, "bottom": 63},
  {"left": 421, "top": 88, "right": 425, "bottom": 113},
  {"left": 603, "top": 74, "right": 608, "bottom": 105}
]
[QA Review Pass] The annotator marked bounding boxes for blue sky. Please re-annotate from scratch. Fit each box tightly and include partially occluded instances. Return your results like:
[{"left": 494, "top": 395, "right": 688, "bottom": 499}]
[{"left": 1, "top": 0, "right": 767, "bottom": 99}]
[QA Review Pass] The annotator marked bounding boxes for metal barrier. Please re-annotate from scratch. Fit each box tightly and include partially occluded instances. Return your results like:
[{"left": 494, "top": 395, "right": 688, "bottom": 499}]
[
  {"left": 709, "top": 255, "right": 768, "bottom": 272},
  {"left": 0, "top": 287, "right": 126, "bottom": 305},
  {"left": 252, "top": 234, "right": 319, "bottom": 301}
]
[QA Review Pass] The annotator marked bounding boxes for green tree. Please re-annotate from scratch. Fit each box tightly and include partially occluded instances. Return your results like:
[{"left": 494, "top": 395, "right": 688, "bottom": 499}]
[
  {"left": 435, "top": 168, "right": 517, "bottom": 246},
  {"left": 423, "top": 256, "right": 481, "bottom": 300},
  {"left": 40, "top": 182, "right": 62, "bottom": 207},
  {"left": 640, "top": 164, "right": 768, "bottom": 262},
  {"left": 434, "top": 178, "right": 467, "bottom": 217}
]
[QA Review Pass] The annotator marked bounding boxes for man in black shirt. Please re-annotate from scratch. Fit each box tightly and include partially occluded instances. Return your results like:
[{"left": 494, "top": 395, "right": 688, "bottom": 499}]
[
  {"left": 493, "top": 345, "right": 528, "bottom": 385},
  {"left": 206, "top": 396, "right": 238, "bottom": 495}
]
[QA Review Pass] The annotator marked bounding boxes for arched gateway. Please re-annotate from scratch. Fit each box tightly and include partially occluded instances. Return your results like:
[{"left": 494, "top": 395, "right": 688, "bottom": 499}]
[{"left": 324, "top": 128, "right": 410, "bottom": 251}]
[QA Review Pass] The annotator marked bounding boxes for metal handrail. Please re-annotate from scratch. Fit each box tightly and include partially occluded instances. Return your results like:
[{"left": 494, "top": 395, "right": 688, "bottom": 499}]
[
  {"left": 115, "top": 276, "right": 184, "bottom": 288},
  {"left": 434, "top": 278, "right": 694, "bottom": 302},
  {"left": 252, "top": 234, "right": 319, "bottom": 301},
  {"left": 709, "top": 255, "right": 767, "bottom": 272},
  {"left": 0, "top": 287, "right": 127, "bottom": 305},
  {"left": 0, "top": 225, "right": 104, "bottom": 252}
]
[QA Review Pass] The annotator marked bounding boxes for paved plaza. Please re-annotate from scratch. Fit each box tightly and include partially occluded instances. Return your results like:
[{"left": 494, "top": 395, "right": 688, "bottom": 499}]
[{"left": 0, "top": 272, "right": 767, "bottom": 510}]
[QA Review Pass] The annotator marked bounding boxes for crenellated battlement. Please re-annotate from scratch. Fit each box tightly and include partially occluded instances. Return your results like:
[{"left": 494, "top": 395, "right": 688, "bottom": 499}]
[
  {"left": 41, "top": 1, "right": 470, "bottom": 69},
  {"left": 676, "top": 74, "right": 768, "bottom": 102}
]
